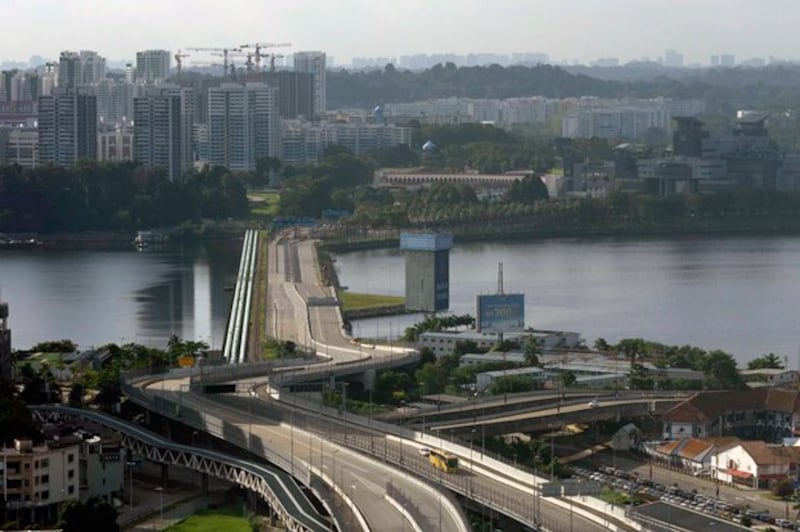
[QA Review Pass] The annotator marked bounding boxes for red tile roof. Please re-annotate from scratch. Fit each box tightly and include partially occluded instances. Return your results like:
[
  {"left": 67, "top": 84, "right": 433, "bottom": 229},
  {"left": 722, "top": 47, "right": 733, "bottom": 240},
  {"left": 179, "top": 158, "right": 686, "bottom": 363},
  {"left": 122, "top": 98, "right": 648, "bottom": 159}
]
[
  {"left": 737, "top": 441, "right": 800, "bottom": 465},
  {"left": 662, "top": 389, "right": 800, "bottom": 424}
]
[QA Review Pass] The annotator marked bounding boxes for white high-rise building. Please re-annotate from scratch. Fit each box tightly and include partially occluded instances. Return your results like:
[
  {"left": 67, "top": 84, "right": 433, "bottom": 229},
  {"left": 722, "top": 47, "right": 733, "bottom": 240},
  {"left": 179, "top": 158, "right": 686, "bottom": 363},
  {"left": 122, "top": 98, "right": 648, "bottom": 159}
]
[
  {"left": 135, "top": 50, "right": 171, "bottom": 83},
  {"left": 293, "top": 51, "right": 326, "bottom": 116},
  {"left": 207, "top": 82, "right": 280, "bottom": 171},
  {"left": 133, "top": 85, "right": 193, "bottom": 181},
  {"left": 94, "top": 79, "right": 134, "bottom": 126}
]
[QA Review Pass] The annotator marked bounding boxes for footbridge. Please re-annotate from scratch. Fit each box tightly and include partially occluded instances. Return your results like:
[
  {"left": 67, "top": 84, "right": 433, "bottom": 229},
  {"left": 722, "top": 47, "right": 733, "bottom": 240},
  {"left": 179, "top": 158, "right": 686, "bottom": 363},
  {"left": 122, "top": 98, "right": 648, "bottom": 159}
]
[{"left": 30, "top": 405, "right": 331, "bottom": 532}]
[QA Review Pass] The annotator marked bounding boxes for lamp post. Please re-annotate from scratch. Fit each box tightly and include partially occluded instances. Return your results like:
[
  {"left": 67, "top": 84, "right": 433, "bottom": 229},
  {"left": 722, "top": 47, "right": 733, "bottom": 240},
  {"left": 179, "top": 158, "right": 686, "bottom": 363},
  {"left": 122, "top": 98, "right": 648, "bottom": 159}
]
[{"left": 155, "top": 486, "right": 164, "bottom": 523}]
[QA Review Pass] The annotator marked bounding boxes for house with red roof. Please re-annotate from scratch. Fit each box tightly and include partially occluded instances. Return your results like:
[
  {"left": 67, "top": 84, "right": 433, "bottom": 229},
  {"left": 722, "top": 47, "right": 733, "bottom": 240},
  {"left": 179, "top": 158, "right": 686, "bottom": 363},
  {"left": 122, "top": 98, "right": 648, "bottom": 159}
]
[
  {"left": 661, "top": 389, "right": 800, "bottom": 442},
  {"left": 712, "top": 440, "right": 800, "bottom": 489}
]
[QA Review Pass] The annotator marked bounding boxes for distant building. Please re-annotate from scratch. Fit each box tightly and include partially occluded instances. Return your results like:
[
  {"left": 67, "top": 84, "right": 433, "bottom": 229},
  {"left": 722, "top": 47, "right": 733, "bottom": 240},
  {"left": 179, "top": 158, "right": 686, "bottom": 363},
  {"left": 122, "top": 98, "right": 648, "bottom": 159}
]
[
  {"left": 0, "top": 301, "right": 10, "bottom": 380},
  {"left": 0, "top": 127, "right": 39, "bottom": 167},
  {"left": 663, "top": 49, "right": 684, "bottom": 68},
  {"left": 207, "top": 82, "right": 280, "bottom": 172},
  {"left": 38, "top": 88, "right": 97, "bottom": 166},
  {"left": 57, "top": 50, "right": 106, "bottom": 88},
  {"left": 133, "top": 85, "right": 194, "bottom": 180},
  {"left": 97, "top": 123, "right": 133, "bottom": 162},
  {"left": 263, "top": 71, "right": 314, "bottom": 119},
  {"left": 293, "top": 51, "right": 326, "bottom": 115},
  {"left": 135, "top": 50, "right": 171, "bottom": 84},
  {"left": 93, "top": 79, "right": 134, "bottom": 126}
]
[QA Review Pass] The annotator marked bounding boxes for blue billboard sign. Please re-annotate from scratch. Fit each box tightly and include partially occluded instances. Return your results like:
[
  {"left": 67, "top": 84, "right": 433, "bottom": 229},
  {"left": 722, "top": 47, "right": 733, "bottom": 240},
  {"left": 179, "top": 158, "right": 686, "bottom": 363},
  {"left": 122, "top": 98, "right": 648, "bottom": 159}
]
[{"left": 476, "top": 293, "right": 525, "bottom": 333}]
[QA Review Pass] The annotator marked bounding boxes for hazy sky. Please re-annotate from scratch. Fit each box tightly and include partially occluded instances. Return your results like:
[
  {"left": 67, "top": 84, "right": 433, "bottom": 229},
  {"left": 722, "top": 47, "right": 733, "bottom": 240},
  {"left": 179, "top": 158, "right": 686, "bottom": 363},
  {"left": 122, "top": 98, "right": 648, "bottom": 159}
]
[{"left": 2, "top": 0, "right": 799, "bottom": 65}]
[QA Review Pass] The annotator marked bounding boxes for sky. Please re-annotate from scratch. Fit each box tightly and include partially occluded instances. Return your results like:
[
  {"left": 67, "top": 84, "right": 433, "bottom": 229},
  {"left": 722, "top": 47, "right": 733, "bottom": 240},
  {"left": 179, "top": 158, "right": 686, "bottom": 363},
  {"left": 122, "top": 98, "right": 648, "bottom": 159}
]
[{"left": 1, "top": 0, "right": 799, "bottom": 66}]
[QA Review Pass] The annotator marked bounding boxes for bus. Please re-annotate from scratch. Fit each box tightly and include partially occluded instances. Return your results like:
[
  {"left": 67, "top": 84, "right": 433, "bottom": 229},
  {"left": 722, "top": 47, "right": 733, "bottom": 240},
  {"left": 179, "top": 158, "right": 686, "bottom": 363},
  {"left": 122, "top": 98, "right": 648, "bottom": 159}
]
[{"left": 429, "top": 448, "right": 459, "bottom": 473}]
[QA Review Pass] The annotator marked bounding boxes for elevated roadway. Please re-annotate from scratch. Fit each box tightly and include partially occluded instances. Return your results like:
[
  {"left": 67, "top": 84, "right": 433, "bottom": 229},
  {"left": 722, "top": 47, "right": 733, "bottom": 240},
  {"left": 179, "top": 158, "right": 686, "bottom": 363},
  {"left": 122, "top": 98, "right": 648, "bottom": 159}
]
[{"left": 130, "top": 232, "right": 641, "bottom": 531}]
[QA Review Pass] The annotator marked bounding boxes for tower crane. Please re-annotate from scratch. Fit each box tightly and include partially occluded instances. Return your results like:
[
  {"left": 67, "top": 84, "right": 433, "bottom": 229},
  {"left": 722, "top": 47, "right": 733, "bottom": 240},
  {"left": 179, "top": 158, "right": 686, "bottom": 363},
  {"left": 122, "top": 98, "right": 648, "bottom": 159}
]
[
  {"left": 238, "top": 42, "right": 291, "bottom": 72},
  {"left": 174, "top": 50, "right": 190, "bottom": 76},
  {"left": 186, "top": 47, "right": 240, "bottom": 73},
  {"left": 267, "top": 54, "right": 285, "bottom": 72}
]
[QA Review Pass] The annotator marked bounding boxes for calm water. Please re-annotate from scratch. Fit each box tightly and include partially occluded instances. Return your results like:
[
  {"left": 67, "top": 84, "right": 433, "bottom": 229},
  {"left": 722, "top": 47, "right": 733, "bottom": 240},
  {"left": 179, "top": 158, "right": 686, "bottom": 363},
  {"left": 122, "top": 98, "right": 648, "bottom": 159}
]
[
  {"left": 0, "top": 240, "right": 242, "bottom": 350},
  {"left": 334, "top": 235, "right": 800, "bottom": 365}
]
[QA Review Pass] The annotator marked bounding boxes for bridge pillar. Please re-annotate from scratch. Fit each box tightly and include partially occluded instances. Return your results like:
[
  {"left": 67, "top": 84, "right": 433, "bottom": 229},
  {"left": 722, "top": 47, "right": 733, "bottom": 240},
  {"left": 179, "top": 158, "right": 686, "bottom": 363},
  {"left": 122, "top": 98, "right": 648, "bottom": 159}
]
[
  {"left": 201, "top": 473, "right": 208, "bottom": 495},
  {"left": 160, "top": 463, "right": 169, "bottom": 488}
]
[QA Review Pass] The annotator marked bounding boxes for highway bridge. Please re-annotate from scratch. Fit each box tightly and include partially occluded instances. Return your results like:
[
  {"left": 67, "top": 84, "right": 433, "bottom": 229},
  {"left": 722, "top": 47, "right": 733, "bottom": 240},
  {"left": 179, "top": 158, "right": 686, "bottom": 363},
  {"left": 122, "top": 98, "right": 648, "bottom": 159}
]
[{"left": 123, "top": 232, "right": 646, "bottom": 531}]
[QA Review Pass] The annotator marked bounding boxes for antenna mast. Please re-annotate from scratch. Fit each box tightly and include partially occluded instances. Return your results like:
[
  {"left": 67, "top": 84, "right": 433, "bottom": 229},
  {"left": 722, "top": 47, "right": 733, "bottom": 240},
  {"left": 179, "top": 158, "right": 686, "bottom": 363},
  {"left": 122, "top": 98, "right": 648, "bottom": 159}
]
[{"left": 497, "top": 262, "right": 504, "bottom": 295}]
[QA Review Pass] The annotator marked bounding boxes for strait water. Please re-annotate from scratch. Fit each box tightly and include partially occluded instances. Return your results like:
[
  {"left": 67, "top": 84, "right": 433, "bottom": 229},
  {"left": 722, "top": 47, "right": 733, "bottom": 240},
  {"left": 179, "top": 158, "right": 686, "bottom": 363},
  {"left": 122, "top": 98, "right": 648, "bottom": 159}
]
[
  {"left": 0, "top": 240, "right": 242, "bottom": 351},
  {"left": 2, "top": 235, "right": 800, "bottom": 366},
  {"left": 334, "top": 235, "right": 800, "bottom": 366}
]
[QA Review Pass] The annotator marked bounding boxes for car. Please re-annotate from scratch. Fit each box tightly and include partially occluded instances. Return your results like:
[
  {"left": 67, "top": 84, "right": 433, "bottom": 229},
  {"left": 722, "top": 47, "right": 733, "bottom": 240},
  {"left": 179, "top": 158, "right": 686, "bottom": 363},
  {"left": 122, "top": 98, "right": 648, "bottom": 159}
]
[
  {"left": 588, "top": 399, "right": 599, "bottom": 408},
  {"left": 418, "top": 447, "right": 431, "bottom": 457}
]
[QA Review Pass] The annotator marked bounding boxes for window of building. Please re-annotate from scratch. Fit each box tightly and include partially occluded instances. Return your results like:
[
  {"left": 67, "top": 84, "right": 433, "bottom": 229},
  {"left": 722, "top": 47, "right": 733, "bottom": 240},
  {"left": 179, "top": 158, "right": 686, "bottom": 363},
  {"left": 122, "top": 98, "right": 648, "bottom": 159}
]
[
  {"left": 68, "top": 469, "right": 74, "bottom": 479},
  {"left": 68, "top": 453, "right": 74, "bottom": 464},
  {"left": 40, "top": 458, "right": 48, "bottom": 468},
  {"left": 68, "top": 485, "right": 74, "bottom": 495},
  {"left": 40, "top": 490, "right": 49, "bottom": 500},
  {"left": 41, "top": 474, "right": 49, "bottom": 483}
]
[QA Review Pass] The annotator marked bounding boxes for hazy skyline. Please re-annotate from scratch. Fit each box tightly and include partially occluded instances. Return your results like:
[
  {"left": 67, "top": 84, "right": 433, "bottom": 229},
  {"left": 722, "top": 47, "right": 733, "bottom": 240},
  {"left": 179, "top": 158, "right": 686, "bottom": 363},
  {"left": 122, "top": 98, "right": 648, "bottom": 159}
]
[{"left": 2, "top": 0, "right": 799, "bottom": 66}]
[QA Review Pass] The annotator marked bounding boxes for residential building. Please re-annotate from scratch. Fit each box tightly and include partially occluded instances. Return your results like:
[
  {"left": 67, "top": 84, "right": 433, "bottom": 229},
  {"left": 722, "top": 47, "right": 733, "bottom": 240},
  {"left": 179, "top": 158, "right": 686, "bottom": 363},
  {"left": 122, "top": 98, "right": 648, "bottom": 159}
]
[
  {"left": 93, "top": 79, "right": 134, "bottom": 126},
  {"left": 293, "top": 51, "right": 326, "bottom": 115},
  {"left": 0, "top": 301, "right": 10, "bottom": 380},
  {"left": 654, "top": 438, "right": 717, "bottom": 472},
  {"left": 0, "top": 127, "right": 39, "bottom": 167},
  {"left": 97, "top": 123, "right": 133, "bottom": 162},
  {"left": 263, "top": 71, "right": 314, "bottom": 119},
  {"left": 712, "top": 440, "right": 800, "bottom": 489},
  {"left": 38, "top": 88, "right": 97, "bottom": 166},
  {"left": 741, "top": 369, "right": 799, "bottom": 388},
  {"left": 281, "top": 120, "right": 411, "bottom": 166},
  {"left": 661, "top": 389, "right": 800, "bottom": 442},
  {"left": 57, "top": 51, "right": 106, "bottom": 88},
  {"left": 135, "top": 50, "right": 171, "bottom": 84},
  {"left": 0, "top": 438, "right": 81, "bottom": 523},
  {"left": 133, "top": 85, "right": 193, "bottom": 180},
  {"left": 76, "top": 432, "right": 123, "bottom": 501},
  {"left": 207, "top": 82, "right": 280, "bottom": 171}
]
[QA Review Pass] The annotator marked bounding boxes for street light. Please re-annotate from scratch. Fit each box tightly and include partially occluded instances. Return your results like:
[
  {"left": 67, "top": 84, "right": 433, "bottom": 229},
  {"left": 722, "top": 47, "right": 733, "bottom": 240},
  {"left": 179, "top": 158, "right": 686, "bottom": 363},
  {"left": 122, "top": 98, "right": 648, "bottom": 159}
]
[{"left": 155, "top": 486, "right": 164, "bottom": 523}]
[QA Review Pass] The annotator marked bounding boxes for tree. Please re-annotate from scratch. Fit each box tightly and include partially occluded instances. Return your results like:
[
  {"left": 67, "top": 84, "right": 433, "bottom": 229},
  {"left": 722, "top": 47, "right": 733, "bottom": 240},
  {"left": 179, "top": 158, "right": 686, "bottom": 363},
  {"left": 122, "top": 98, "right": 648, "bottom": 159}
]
[
  {"left": 559, "top": 370, "right": 577, "bottom": 390},
  {"left": 748, "top": 353, "right": 785, "bottom": 370},
  {"left": 772, "top": 477, "right": 794, "bottom": 499},
  {"left": 703, "top": 350, "right": 746, "bottom": 390},
  {"left": 58, "top": 496, "right": 119, "bottom": 532},
  {"left": 505, "top": 175, "right": 549, "bottom": 203},
  {"left": 415, "top": 363, "right": 448, "bottom": 395},
  {"left": 488, "top": 375, "right": 537, "bottom": 395},
  {"left": 523, "top": 337, "right": 540, "bottom": 366}
]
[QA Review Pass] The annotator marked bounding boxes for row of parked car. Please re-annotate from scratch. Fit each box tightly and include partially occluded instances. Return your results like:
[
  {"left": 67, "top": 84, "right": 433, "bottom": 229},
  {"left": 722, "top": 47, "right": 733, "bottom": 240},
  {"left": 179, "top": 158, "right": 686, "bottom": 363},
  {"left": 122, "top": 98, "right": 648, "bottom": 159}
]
[{"left": 572, "top": 465, "right": 800, "bottom": 529}]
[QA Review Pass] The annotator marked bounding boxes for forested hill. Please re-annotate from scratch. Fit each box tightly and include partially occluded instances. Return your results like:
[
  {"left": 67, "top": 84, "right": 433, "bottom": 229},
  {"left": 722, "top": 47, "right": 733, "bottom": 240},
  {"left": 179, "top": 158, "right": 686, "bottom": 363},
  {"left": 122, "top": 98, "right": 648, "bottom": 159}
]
[{"left": 326, "top": 63, "right": 622, "bottom": 108}]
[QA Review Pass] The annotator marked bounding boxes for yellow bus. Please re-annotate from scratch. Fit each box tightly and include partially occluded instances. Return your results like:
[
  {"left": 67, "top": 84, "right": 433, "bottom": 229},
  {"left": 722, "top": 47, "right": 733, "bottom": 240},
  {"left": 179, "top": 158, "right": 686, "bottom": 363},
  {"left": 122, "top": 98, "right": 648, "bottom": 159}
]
[{"left": 429, "top": 449, "right": 459, "bottom": 473}]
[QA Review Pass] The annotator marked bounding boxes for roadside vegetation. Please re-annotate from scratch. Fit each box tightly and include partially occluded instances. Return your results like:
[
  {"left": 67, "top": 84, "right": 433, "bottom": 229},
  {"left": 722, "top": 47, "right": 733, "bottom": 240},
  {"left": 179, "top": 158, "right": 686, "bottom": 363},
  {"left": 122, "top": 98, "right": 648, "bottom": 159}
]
[
  {"left": 164, "top": 505, "right": 253, "bottom": 532},
  {"left": 337, "top": 291, "right": 405, "bottom": 311}
]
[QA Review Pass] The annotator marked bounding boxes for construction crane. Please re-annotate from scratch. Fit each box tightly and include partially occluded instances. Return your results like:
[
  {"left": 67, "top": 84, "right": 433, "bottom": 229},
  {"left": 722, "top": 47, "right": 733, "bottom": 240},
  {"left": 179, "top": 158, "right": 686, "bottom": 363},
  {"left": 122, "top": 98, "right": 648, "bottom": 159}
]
[
  {"left": 239, "top": 42, "right": 291, "bottom": 72},
  {"left": 267, "top": 54, "right": 285, "bottom": 72},
  {"left": 174, "top": 50, "right": 190, "bottom": 76},
  {"left": 186, "top": 47, "right": 240, "bottom": 73}
]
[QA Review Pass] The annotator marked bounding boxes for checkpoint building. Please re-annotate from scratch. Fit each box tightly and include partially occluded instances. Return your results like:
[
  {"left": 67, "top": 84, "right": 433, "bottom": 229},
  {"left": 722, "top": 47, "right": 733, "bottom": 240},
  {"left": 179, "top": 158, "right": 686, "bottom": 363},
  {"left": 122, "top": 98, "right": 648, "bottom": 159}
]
[{"left": 401, "top": 232, "right": 452, "bottom": 312}]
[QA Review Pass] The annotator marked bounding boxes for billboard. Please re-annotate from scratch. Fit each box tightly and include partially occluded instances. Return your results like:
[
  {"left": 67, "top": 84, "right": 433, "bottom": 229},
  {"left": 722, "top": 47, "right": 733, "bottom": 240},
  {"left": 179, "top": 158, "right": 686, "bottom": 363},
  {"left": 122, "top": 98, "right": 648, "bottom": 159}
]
[{"left": 476, "top": 293, "right": 525, "bottom": 334}]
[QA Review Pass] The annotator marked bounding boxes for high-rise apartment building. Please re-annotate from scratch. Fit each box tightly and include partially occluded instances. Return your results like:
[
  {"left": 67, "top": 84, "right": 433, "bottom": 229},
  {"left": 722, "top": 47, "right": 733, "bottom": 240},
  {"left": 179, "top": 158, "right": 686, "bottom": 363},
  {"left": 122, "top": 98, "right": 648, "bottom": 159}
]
[
  {"left": 57, "top": 51, "right": 106, "bottom": 88},
  {"left": 133, "top": 85, "right": 193, "bottom": 181},
  {"left": 208, "top": 82, "right": 280, "bottom": 171},
  {"left": 263, "top": 71, "right": 314, "bottom": 119},
  {"left": 293, "top": 51, "right": 326, "bottom": 116},
  {"left": 135, "top": 50, "right": 171, "bottom": 83},
  {"left": 94, "top": 79, "right": 134, "bottom": 125},
  {"left": 38, "top": 88, "right": 97, "bottom": 166}
]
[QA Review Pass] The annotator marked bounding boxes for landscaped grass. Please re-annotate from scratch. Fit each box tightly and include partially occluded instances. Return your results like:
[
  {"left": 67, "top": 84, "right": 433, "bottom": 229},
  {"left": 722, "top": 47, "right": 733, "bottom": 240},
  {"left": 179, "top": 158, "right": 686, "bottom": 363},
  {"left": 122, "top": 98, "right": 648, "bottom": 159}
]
[
  {"left": 165, "top": 505, "right": 251, "bottom": 532},
  {"left": 248, "top": 192, "right": 280, "bottom": 221},
  {"left": 338, "top": 290, "right": 405, "bottom": 311}
]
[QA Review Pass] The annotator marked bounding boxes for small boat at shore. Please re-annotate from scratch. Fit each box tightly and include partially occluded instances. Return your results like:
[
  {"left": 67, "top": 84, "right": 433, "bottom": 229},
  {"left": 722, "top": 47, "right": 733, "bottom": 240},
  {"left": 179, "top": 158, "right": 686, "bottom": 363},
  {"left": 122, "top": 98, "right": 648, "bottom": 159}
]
[{"left": 134, "top": 230, "right": 169, "bottom": 250}]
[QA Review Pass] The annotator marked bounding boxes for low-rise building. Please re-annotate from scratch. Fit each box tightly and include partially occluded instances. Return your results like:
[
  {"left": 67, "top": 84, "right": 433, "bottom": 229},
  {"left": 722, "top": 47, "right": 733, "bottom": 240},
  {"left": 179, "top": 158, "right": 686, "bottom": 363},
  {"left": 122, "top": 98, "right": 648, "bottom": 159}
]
[
  {"left": 476, "top": 367, "right": 545, "bottom": 393},
  {"left": 661, "top": 389, "right": 800, "bottom": 442},
  {"left": 0, "top": 437, "right": 81, "bottom": 522},
  {"left": 712, "top": 440, "right": 800, "bottom": 489},
  {"left": 654, "top": 438, "right": 717, "bottom": 472},
  {"left": 421, "top": 329, "right": 581, "bottom": 358},
  {"left": 740, "top": 369, "right": 799, "bottom": 388}
]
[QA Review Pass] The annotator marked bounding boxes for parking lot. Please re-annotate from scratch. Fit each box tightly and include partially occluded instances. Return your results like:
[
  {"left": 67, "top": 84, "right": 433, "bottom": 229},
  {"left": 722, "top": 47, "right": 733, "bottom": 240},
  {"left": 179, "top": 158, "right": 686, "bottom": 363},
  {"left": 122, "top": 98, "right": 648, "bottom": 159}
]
[{"left": 571, "top": 464, "right": 799, "bottom": 529}]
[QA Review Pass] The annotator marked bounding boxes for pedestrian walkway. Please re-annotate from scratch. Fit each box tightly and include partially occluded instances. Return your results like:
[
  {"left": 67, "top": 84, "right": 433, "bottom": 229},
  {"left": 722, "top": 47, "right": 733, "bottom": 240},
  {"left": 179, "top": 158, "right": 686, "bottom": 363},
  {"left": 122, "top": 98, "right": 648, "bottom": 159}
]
[{"left": 124, "top": 491, "right": 226, "bottom": 531}]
